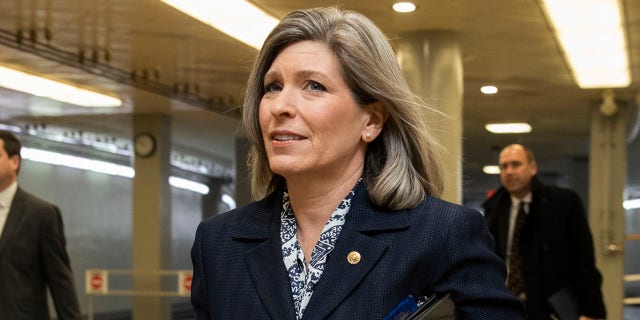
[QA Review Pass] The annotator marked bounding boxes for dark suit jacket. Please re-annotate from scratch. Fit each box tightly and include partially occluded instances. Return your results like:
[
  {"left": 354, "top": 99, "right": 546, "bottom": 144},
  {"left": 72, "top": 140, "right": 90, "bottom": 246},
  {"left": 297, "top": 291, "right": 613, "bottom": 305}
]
[
  {"left": 0, "top": 187, "right": 81, "bottom": 320},
  {"left": 483, "top": 176, "right": 606, "bottom": 319},
  {"left": 191, "top": 183, "right": 525, "bottom": 319}
]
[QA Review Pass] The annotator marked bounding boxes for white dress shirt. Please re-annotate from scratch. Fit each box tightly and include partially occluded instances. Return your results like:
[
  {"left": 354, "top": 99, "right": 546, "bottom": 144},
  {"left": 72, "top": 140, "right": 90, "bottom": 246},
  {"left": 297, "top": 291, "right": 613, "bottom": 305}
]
[{"left": 0, "top": 181, "right": 18, "bottom": 237}]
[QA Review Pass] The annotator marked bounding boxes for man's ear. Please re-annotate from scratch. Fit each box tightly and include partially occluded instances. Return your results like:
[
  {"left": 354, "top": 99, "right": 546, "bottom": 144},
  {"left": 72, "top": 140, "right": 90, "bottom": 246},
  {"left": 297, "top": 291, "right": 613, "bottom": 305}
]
[
  {"left": 530, "top": 160, "right": 538, "bottom": 176},
  {"left": 9, "top": 155, "right": 20, "bottom": 176},
  {"left": 362, "top": 101, "right": 388, "bottom": 141}
]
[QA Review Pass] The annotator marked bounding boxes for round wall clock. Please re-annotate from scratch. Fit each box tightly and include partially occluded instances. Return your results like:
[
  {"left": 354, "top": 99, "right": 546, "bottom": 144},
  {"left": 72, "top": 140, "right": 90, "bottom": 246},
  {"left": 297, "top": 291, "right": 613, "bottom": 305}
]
[{"left": 134, "top": 132, "right": 156, "bottom": 158}]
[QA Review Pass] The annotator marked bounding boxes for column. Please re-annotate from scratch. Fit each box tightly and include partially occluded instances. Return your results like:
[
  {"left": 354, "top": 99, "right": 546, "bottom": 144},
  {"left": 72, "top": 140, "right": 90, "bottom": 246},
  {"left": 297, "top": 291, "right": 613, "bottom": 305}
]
[
  {"left": 396, "top": 31, "right": 464, "bottom": 203},
  {"left": 132, "top": 114, "right": 172, "bottom": 320},
  {"left": 588, "top": 92, "right": 627, "bottom": 320}
]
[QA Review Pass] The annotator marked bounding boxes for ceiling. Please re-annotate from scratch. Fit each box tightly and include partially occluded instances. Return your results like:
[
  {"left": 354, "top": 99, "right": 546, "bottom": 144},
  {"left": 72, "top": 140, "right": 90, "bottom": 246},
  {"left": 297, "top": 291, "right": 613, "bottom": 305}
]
[{"left": 0, "top": 0, "right": 638, "bottom": 203}]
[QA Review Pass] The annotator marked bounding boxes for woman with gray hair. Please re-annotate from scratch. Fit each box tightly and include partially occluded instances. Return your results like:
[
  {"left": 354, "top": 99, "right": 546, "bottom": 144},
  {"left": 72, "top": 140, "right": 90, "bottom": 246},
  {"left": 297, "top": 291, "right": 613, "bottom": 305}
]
[{"left": 191, "top": 7, "right": 524, "bottom": 319}]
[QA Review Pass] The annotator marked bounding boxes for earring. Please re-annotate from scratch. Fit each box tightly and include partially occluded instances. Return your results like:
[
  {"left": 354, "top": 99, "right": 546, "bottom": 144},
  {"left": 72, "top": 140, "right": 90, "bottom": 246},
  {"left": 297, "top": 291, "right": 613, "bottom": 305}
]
[{"left": 365, "top": 132, "right": 371, "bottom": 139}]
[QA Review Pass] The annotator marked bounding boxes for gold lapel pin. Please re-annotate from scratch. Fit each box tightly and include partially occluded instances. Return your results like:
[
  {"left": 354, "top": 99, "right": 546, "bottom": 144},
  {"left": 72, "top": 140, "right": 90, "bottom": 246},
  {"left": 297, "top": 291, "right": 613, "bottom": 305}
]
[{"left": 347, "top": 251, "right": 361, "bottom": 265}]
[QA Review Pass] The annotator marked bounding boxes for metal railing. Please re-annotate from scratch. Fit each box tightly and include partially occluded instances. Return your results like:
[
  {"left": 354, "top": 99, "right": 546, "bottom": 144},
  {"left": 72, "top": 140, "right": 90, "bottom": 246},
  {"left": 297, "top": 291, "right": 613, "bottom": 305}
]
[
  {"left": 625, "top": 273, "right": 640, "bottom": 305},
  {"left": 85, "top": 269, "right": 192, "bottom": 320}
]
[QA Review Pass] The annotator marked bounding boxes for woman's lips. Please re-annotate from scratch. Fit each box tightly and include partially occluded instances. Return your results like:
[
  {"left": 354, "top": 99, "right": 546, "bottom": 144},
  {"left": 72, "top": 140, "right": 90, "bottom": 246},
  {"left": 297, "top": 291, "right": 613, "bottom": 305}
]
[{"left": 272, "top": 134, "right": 304, "bottom": 141}]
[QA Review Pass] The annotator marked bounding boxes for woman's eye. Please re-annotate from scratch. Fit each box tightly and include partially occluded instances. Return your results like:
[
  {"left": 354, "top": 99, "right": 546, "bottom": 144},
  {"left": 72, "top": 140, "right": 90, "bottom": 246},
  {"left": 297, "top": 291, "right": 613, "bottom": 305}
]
[
  {"left": 307, "top": 81, "right": 326, "bottom": 91},
  {"left": 264, "top": 82, "right": 282, "bottom": 92}
]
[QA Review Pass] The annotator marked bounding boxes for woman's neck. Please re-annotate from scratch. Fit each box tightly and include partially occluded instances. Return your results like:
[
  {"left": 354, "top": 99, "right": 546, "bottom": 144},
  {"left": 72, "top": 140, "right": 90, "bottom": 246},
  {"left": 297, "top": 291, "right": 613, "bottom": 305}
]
[
  {"left": 286, "top": 167, "right": 361, "bottom": 222},
  {"left": 286, "top": 168, "right": 362, "bottom": 266},
  {"left": 282, "top": 147, "right": 366, "bottom": 217}
]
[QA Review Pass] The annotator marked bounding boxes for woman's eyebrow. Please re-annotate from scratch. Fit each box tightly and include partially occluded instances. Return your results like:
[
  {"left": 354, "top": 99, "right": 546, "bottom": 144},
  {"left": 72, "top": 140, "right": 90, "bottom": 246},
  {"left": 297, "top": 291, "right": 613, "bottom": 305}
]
[
  {"left": 264, "top": 69, "right": 329, "bottom": 84},
  {"left": 263, "top": 70, "right": 280, "bottom": 83}
]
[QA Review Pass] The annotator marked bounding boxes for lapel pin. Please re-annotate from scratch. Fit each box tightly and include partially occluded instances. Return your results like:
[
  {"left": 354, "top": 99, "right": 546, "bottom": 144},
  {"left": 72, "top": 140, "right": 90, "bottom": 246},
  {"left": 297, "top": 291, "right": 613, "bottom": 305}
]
[{"left": 347, "top": 251, "right": 361, "bottom": 265}]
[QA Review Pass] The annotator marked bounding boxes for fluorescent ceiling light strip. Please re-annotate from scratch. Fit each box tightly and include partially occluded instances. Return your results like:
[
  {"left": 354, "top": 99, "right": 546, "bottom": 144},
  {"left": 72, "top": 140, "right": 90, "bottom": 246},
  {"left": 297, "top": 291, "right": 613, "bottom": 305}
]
[
  {"left": 21, "top": 147, "right": 134, "bottom": 178},
  {"left": 485, "top": 123, "right": 532, "bottom": 134},
  {"left": 0, "top": 124, "right": 22, "bottom": 133},
  {"left": 21, "top": 147, "right": 209, "bottom": 194},
  {"left": 0, "top": 66, "right": 122, "bottom": 107},
  {"left": 541, "top": 0, "right": 630, "bottom": 88},
  {"left": 161, "top": 0, "right": 279, "bottom": 50},
  {"left": 624, "top": 199, "right": 640, "bottom": 210},
  {"left": 169, "top": 176, "right": 210, "bottom": 195}
]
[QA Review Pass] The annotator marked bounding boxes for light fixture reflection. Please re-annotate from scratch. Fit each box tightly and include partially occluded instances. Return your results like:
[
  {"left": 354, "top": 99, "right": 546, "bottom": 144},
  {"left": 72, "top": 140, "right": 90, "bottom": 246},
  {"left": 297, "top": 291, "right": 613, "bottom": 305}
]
[
  {"left": 485, "top": 123, "right": 532, "bottom": 134},
  {"left": 161, "top": 0, "right": 279, "bottom": 49},
  {"left": 0, "top": 66, "right": 122, "bottom": 107},
  {"left": 21, "top": 147, "right": 209, "bottom": 194}
]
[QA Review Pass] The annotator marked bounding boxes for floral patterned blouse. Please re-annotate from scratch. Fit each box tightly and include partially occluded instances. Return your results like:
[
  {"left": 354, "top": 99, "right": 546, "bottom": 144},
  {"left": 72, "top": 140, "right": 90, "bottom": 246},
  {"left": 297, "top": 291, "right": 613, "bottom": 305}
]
[{"left": 280, "top": 182, "right": 358, "bottom": 319}]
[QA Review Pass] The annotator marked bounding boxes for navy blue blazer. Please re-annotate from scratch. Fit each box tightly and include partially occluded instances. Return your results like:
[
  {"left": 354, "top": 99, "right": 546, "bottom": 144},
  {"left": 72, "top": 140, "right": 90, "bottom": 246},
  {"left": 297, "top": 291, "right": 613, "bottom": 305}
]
[{"left": 191, "top": 183, "right": 525, "bottom": 319}]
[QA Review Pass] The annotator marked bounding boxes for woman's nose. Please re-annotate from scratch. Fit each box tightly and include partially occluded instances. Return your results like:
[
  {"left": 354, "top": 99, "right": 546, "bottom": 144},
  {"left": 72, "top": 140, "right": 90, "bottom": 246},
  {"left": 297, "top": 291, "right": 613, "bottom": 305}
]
[{"left": 270, "top": 88, "right": 297, "bottom": 118}]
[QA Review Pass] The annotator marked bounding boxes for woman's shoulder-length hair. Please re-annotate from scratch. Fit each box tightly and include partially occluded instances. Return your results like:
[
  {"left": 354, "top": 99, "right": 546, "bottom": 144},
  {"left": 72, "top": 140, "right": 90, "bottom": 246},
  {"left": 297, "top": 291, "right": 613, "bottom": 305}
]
[{"left": 242, "top": 7, "right": 444, "bottom": 210}]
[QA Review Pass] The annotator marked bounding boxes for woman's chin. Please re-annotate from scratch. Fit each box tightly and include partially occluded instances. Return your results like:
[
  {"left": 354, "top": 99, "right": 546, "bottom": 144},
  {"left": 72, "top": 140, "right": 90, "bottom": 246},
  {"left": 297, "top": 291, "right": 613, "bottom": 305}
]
[{"left": 269, "top": 164, "right": 301, "bottom": 178}]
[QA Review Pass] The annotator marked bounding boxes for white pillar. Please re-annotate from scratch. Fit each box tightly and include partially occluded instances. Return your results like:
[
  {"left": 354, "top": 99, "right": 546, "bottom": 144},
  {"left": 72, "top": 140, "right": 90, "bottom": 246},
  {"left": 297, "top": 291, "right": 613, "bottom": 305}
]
[
  {"left": 132, "top": 114, "right": 172, "bottom": 320},
  {"left": 588, "top": 91, "right": 627, "bottom": 320},
  {"left": 396, "top": 31, "right": 464, "bottom": 203}
]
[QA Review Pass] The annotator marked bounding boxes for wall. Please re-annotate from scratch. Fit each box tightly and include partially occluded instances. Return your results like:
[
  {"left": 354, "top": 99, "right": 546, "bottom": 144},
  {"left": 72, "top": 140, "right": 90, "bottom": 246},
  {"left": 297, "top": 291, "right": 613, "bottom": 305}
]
[{"left": 18, "top": 159, "right": 208, "bottom": 316}]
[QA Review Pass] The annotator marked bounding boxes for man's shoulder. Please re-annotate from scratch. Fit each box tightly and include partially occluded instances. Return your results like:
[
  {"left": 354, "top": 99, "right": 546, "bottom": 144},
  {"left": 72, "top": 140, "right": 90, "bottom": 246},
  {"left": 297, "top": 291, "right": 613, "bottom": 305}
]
[
  {"left": 482, "top": 187, "right": 510, "bottom": 211},
  {"left": 536, "top": 183, "right": 580, "bottom": 200},
  {"left": 14, "top": 188, "right": 59, "bottom": 211}
]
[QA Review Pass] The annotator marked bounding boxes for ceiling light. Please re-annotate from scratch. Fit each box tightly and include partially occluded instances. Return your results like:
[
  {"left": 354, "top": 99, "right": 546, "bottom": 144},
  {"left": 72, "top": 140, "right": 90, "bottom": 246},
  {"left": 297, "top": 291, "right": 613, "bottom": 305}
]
[
  {"left": 0, "top": 66, "right": 122, "bottom": 107},
  {"left": 393, "top": 2, "right": 416, "bottom": 13},
  {"left": 481, "top": 85, "right": 498, "bottom": 94},
  {"left": 161, "top": 0, "right": 279, "bottom": 50},
  {"left": 485, "top": 123, "right": 532, "bottom": 134},
  {"left": 483, "top": 165, "right": 501, "bottom": 175},
  {"left": 540, "top": 0, "right": 630, "bottom": 88}
]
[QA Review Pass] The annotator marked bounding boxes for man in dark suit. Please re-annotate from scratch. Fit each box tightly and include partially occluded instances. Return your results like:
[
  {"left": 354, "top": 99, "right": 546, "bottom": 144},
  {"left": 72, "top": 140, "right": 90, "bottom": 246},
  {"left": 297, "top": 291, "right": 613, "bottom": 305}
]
[
  {"left": 483, "top": 144, "right": 606, "bottom": 320},
  {"left": 0, "top": 130, "right": 81, "bottom": 319}
]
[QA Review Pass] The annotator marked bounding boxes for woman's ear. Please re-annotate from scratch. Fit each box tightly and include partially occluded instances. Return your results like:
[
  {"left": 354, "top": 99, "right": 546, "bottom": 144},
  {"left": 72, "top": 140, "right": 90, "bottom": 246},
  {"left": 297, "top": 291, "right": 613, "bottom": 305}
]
[{"left": 362, "top": 101, "right": 388, "bottom": 142}]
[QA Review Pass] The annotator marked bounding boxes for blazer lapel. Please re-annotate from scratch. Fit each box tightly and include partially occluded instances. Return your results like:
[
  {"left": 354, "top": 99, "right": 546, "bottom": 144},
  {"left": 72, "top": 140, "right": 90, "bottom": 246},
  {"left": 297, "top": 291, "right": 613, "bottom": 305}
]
[
  {"left": 301, "top": 186, "right": 410, "bottom": 320},
  {"left": 0, "top": 188, "right": 26, "bottom": 257},
  {"left": 233, "top": 192, "right": 296, "bottom": 320},
  {"left": 245, "top": 236, "right": 296, "bottom": 320}
]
